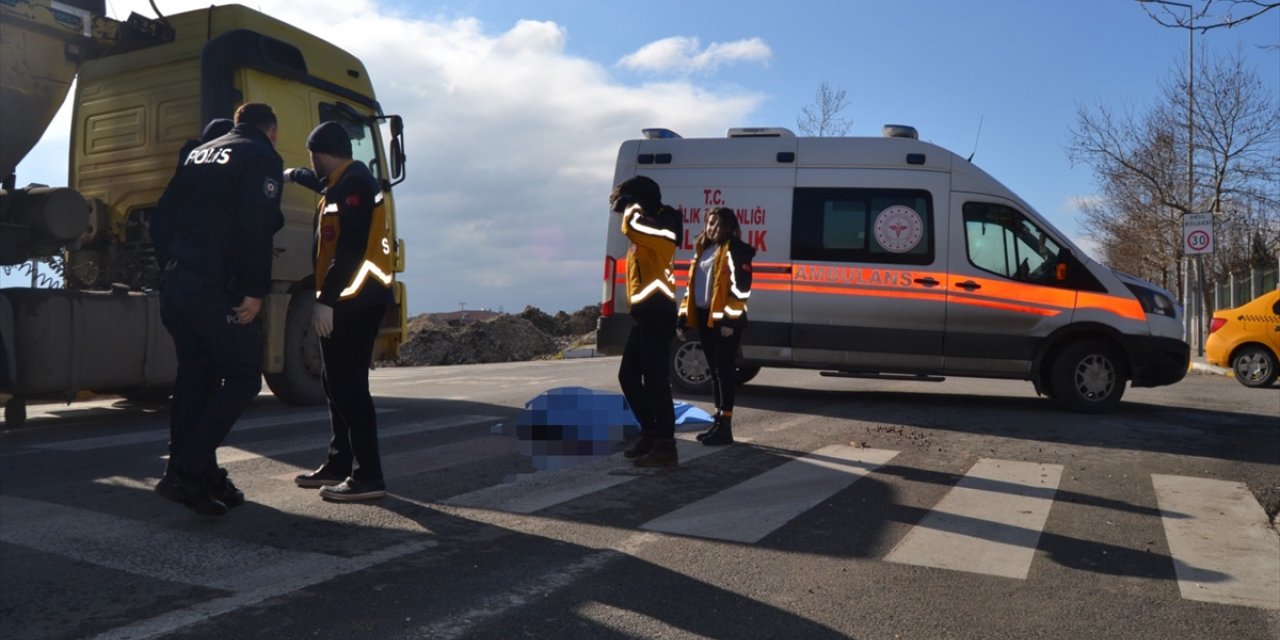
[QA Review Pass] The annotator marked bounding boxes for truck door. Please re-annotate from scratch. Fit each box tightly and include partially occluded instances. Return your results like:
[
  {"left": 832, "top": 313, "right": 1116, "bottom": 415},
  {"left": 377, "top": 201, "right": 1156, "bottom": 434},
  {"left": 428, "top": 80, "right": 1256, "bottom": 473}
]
[
  {"left": 790, "top": 169, "right": 949, "bottom": 371},
  {"left": 945, "top": 197, "right": 1076, "bottom": 375}
]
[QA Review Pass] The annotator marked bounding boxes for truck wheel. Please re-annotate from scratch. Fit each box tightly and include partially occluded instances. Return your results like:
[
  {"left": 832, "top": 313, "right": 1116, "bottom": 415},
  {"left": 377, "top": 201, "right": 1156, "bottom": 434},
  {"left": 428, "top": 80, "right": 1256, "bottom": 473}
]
[
  {"left": 264, "top": 293, "right": 327, "bottom": 406},
  {"left": 1049, "top": 340, "right": 1126, "bottom": 413},
  {"left": 4, "top": 396, "right": 26, "bottom": 429},
  {"left": 1230, "top": 345, "right": 1278, "bottom": 388}
]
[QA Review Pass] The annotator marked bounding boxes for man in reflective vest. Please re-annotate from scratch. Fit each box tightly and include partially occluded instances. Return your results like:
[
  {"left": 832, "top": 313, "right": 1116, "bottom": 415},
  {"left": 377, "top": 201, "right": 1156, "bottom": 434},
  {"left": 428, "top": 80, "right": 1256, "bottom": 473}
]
[
  {"left": 289, "top": 121, "right": 394, "bottom": 501},
  {"left": 610, "top": 176, "right": 682, "bottom": 468}
]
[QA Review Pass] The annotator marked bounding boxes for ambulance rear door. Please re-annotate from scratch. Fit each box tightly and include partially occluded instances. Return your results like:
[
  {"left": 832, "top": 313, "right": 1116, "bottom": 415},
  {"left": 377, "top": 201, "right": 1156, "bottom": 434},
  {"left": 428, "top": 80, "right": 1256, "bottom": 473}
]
[
  {"left": 790, "top": 161, "right": 950, "bottom": 371},
  {"left": 638, "top": 136, "right": 796, "bottom": 363}
]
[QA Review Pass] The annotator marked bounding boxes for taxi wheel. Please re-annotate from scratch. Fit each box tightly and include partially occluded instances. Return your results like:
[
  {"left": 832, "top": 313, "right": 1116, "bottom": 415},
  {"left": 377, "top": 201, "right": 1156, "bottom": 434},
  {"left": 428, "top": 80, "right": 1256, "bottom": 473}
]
[
  {"left": 1049, "top": 340, "right": 1126, "bottom": 413},
  {"left": 264, "top": 292, "right": 327, "bottom": 406},
  {"left": 669, "top": 336, "right": 712, "bottom": 395},
  {"left": 1230, "top": 345, "right": 1278, "bottom": 388}
]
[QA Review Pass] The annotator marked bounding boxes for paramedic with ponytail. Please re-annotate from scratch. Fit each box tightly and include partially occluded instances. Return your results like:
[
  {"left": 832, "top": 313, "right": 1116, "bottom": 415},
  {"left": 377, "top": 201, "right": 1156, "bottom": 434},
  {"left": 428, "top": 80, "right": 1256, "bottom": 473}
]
[
  {"left": 290, "top": 121, "right": 394, "bottom": 501},
  {"left": 610, "top": 176, "right": 683, "bottom": 468},
  {"left": 679, "top": 206, "right": 754, "bottom": 446}
]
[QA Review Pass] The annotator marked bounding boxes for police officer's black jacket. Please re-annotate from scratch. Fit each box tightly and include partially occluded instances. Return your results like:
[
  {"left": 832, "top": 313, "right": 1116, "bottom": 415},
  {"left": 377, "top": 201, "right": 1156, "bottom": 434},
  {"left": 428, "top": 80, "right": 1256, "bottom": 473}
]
[{"left": 150, "top": 124, "right": 284, "bottom": 298}]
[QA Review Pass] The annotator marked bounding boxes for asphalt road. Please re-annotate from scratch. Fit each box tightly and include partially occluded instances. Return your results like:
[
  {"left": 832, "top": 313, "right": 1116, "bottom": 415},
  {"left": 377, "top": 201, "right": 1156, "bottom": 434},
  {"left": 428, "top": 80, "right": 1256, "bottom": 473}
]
[{"left": 1, "top": 359, "right": 1277, "bottom": 640}]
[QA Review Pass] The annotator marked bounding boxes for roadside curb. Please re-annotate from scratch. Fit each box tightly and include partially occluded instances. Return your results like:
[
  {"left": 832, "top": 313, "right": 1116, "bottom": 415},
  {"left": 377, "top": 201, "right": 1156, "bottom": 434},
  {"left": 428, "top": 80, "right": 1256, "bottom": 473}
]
[{"left": 1188, "top": 361, "right": 1232, "bottom": 377}]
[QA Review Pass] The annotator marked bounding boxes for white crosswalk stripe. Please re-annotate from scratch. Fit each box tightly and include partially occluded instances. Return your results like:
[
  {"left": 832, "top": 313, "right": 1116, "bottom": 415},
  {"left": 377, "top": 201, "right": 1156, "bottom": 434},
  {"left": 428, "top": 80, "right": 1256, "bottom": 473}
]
[
  {"left": 640, "top": 445, "right": 898, "bottom": 543},
  {"left": 884, "top": 458, "right": 1063, "bottom": 579},
  {"left": 1152, "top": 474, "right": 1280, "bottom": 610}
]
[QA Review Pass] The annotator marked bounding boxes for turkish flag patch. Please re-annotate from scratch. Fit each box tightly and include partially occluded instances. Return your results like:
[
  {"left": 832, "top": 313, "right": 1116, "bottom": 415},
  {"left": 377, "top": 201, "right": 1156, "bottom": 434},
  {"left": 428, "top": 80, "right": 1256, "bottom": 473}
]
[{"left": 345, "top": 194, "right": 361, "bottom": 207}]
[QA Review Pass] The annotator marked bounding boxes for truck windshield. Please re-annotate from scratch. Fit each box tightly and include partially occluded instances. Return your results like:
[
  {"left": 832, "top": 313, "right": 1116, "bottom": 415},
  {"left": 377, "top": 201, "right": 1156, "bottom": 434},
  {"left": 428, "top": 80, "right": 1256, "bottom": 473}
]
[{"left": 318, "top": 102, "right": 382, "bottom": 186}]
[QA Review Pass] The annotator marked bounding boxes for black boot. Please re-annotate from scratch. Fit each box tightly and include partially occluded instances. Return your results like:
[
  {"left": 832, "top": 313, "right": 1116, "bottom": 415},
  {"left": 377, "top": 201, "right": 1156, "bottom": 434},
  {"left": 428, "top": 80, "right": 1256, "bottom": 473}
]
[
  {"left": 624, "top": 434, "right": 656, "bottom": 459},
  {"left": 634, "top": 438, "right": 678, "bottom": 468},
  {"left": 696, "top": 413, "right": 721, "bottom": 442},
  {"left": 155, "top": 467, "right": 228, "bottom": 516},
  {"left": 701, "top": 415, "right": 733, "bottom": 446}
]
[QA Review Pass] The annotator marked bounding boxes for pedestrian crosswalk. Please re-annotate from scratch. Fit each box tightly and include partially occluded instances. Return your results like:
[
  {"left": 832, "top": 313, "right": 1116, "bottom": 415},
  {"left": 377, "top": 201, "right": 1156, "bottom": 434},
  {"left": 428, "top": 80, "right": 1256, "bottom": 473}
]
[{"left": 5, "top": 422, "right": 1279, "bottom": 619}]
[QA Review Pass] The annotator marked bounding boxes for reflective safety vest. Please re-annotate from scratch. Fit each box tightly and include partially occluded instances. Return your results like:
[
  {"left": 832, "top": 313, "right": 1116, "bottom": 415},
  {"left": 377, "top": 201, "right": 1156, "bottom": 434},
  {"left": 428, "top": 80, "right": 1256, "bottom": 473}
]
[
  {"left": 314, "top": 161, "right": 394, "bottom": 306},
  {"left": 680, "top": 236, "right": 754, "bottom": 329},
  {"left": 621, "top": 203, "right": 679, "bottom": 311}
]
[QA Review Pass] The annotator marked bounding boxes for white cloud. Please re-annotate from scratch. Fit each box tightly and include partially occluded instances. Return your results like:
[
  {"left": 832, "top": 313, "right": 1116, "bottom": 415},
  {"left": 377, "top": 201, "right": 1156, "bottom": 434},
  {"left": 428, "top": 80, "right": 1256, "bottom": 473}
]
[
  {"left": 13, "top": 1, "right": 766, "bottom": 313},
  {"left": 617, "top": 36, "right": 772, "bottom": 75}
]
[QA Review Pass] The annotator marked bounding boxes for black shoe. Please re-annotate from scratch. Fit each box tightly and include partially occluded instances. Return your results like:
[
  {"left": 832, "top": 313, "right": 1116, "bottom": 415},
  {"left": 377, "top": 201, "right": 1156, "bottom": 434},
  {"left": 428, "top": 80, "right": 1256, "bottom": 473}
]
[
  {"left": 319, "top": 478, "right": 387, "bottom": 501},
  {"left": 212, "top": 469, "right": 245, "bottom": 508},
  {"left": 295, "top": 466, "right": 347, "bottom": 488},
  {"left": 700, "top": 417, "right": 733, "bottom": 446},
  {"left": 155, "top": 471, "right": 228, "bottom": 516},
  {"left": 634, "top": 439, "right": 678, "bottom": 468},
  {"left": 623, "top": 435, "right": 655, "bottom": 460},
  {"left": 696, "top": 414, "right": 722, "bottom": 442}
]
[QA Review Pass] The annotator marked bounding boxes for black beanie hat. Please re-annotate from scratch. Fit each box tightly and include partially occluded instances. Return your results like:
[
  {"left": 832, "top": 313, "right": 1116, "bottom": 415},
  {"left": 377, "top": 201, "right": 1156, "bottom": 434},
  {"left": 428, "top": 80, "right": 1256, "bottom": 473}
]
[{"left": 306, "top": 121, "right": 352, "bottom": 156}]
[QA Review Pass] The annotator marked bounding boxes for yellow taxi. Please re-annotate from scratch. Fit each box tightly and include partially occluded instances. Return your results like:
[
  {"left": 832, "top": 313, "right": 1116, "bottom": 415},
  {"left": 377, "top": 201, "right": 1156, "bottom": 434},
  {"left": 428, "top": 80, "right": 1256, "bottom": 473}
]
[{"left": 1205, "top": 289, "right": 1280, "bottom": 388}]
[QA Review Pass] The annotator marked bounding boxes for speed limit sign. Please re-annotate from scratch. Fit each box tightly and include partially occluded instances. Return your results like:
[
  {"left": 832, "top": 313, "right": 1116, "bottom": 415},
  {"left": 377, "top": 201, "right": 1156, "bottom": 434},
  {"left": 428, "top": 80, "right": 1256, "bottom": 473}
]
[{"left": 1183, "top": 213, "right": 1213, "bottom": 255}]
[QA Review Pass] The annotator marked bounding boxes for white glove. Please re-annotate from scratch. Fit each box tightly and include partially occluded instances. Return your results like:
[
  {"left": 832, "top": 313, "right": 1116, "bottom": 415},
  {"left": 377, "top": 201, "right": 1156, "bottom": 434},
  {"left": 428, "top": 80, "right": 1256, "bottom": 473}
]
[
  {"left": 720, "top": 326, "right": 734, "bottom": 338},
  {"left": 312, "top": 302, "right": 334, "bottom": 338}
]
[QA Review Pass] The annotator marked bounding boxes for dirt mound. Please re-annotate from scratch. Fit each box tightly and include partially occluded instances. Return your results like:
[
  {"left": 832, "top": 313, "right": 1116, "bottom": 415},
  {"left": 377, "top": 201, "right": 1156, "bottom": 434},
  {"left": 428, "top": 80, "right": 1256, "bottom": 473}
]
[{"left": 397, "top": 305, "right": 599, "bottom": 366}]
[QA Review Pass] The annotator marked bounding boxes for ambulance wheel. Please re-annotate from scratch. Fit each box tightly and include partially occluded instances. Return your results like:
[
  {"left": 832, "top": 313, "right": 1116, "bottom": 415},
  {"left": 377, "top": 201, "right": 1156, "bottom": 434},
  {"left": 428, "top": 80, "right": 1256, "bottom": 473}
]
[
  {"left": 670, "top": 336, "right": 713, "bottom": 395},
  {"left": 1049, "top": 340, "right": 1126, "bottom": 413},
  {"left": 669, "top": 337, "right": 760, "bottom": 394},
  {"left": 264, "top": 293, "right": 327, "bottom": 406},
  {"left": 1230, "top": 345, "right": 1278, "bottom": 388},
  {"left": 4, "top": 395, "right": 26, "bottom": 429}
]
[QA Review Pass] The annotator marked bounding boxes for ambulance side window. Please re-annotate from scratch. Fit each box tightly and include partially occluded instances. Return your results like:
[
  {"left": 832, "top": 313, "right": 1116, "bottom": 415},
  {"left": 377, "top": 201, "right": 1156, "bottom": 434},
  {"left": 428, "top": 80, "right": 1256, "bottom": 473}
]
[
  {"left": 792, "top": 188, "right": 934, "bottom": 265},
  {"left": 963, "top": 202, "right": 1064, "bottom": 286}
]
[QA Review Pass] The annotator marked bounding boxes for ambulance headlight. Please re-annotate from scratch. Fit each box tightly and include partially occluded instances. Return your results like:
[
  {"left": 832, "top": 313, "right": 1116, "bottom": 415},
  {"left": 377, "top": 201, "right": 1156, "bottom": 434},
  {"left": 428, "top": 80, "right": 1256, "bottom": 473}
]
[{"left": 1125, "top": 284, "right": 1177, "bottom": 318}]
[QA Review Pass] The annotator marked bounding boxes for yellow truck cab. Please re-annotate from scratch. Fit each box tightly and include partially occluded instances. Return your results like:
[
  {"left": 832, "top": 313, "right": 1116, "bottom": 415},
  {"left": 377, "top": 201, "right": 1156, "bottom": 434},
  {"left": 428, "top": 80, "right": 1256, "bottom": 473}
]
[
  {"left": 1, "top": 3, "right": 406, "bottom": 424},
  {"left": 598, "top": 125, "right": 1189, "bottom": 412}
]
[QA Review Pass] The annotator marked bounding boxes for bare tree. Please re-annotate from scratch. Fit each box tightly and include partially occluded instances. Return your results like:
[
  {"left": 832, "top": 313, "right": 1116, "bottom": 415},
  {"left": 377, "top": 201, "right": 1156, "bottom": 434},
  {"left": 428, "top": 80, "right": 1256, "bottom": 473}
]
[
  {"left": 797, "top": 81, "right": 851, "bottom": 136},
  {"left": 1067, "top": 48, "right": 1279, "bottom": 304},
  {"left": 1140, "top": 0, "right": 1278, "bottom": 34}
]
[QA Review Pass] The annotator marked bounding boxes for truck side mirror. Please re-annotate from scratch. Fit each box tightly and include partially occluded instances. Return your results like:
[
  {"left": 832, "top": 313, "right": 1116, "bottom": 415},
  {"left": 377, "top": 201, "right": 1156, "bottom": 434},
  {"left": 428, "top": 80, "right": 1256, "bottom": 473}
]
[{"left": 389, "top": 115, "right": 405, "bottom": 185}]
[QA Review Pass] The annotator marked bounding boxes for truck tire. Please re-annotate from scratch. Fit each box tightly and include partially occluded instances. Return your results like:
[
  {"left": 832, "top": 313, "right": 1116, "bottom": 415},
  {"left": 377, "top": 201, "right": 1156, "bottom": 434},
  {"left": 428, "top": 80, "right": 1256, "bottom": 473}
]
[
  {"left": 668, "top": 336, "right": 759, "bottom": 395},
  {"left": 1230, "top": 345, "right": 1278, "bottom": 388},
  {"left": 264, "top": 293, "right": 327, "bottom": 406},
  {"left": 1049, "top": 340, "right": 1126, "bottom": 413}
]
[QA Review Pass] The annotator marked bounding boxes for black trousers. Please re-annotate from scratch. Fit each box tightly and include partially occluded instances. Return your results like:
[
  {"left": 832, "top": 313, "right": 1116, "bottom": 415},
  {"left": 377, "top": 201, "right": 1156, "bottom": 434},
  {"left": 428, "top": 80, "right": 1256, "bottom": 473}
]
[
  {"left": 160, "top": 268, "right": 262, "bottom": 485},
  {"left": 696, "top": 319, "right": 743, "bottom": 414},
  {"left": 321, "top": 305, "right": 385, "bottom": 482},
  {"left": 619, "top": 305, "right": 676, "bottom": 440}
]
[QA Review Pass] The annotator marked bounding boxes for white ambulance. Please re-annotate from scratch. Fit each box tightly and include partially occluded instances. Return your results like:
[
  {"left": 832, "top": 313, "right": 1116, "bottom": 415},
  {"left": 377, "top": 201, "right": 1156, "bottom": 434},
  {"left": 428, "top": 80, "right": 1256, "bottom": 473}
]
[{"left": 597, "top": 126, "right": 1190, "bottom": 412}]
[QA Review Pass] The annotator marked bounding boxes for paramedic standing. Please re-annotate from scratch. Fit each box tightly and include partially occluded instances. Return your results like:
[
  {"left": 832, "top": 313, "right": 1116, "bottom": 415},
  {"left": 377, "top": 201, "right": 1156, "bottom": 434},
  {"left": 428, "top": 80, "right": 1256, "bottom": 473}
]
[
  {"left": 610, "top": 176, "right": 682, "bottom": 468},
  {"left": 290, "top": 121, "right": 395, "bottom": 501},
  {"left": 150, "top": 103, "right": 284, "bottom": 516},
  {"left": 679, "top": 207, "right": 754, "bottom": 446}
]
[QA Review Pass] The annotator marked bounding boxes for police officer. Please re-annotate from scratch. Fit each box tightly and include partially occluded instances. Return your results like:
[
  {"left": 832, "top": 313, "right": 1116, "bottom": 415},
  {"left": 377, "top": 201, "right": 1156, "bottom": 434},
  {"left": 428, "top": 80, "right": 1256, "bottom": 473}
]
[
  {"left": 289, "top": 121, "right": 395, "bottom": 501},
  {"left": 149, "top": 103, "right": 284, "bottom": 516},
  {"left": 610, "top": 176, "right": 682, "bottom": 468}
]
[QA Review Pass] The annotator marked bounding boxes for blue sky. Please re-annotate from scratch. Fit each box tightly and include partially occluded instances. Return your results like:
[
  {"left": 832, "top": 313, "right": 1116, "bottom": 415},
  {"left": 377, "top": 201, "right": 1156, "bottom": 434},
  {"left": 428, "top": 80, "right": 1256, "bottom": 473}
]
[{"left": 7, "top": 0, "right": 1278, "bottom": 314}]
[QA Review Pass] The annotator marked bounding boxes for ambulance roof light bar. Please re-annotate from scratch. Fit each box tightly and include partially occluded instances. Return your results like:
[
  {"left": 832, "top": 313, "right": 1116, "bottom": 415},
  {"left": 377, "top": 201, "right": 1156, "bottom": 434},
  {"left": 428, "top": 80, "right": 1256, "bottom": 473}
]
[
  {"left": 642, "top": 128, "right": 682, "bottom": 139},
  {"left": 727, "top": 127, "right": 795, "bottom": 138},
  {"left": 883, "top": 124, "right": 919, "bottom": 139}
]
